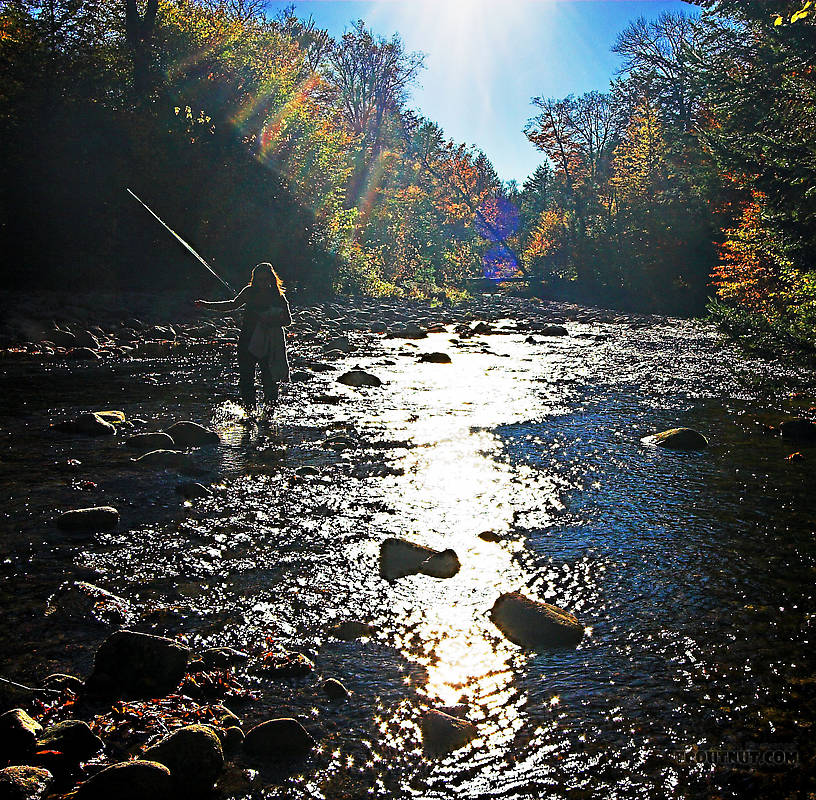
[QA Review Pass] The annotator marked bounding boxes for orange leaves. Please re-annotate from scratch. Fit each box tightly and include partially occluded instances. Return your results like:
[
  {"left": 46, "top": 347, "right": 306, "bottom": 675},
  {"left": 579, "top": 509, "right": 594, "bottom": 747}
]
[{"left": 712, "top": 193, "right": 789, "bottom": 314}]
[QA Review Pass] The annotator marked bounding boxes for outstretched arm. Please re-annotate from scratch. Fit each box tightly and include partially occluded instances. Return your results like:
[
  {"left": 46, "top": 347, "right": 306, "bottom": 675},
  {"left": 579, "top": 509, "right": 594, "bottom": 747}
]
[{"left": 195, "top": 287, "right": 249, "bottom": 313}]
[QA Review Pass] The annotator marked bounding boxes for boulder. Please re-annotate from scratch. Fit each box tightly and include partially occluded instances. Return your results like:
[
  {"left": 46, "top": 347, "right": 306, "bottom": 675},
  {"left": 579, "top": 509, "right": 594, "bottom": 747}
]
[
  {"left": 420, "top": 710, "right": 477, "bottom": 756},
  {"left": 47, "top": 329, "right": 76, "bottom": 348},
  {"left": 337, "top": 370, "right": 382, "bottom": 388},
  {"left": 126, "top": 432, "right": 176, "bottom": 451},
  {"left": 419, "top": 352, "right": 452, "bottom": 364},
  {"left": 0, "top": 709, "right": 42, "bottom": 762},
  {"left": 75, "top": 761, "right": 172, "bottom": 800},
  {"left": 51, "top": 412, "right": 115, "bottom": 436},
  {"left": 323, "top": 336, "right": 352, "bottom": 353},
  {"left": 387, "top": 325, "right": 427, "bottom": 339},
  {"left": 379, "top": 538, "right": 460, "bottom": 580},
  {"left": 164, "top": 421, "right": 220, "bottom": 447},
  {"left": 490, "top": 592, "right": 584, "bottom": 649},
  {"left": 55, "top": 507, "right": 119, "bottom": 533},
  {"left": 142, "top": 724, "right": 224, "bottom": 797},
  {"left": 478, "top": 530, "right": 502, "bottom": 542},
  {"left": 132, "top": 450, "right": 196, "bottom": 470},
  {"left": 327, "top": 620, "right": 375, "bottom": 641},
  {"left": 36, "top": 720, "right": 103, "bottom": 763},
  {"left": 779, "top": 418, "right": 816, "bottom": 441},
  {"left": 87, "top": 630, "right": 190, "bottom": 698},
  {"left": 199, "top": 648, "right": 249, "bottom": 669},
  {"left": 214, "top": 765, "right": 253, "bottom": 797},
  {"left": 45, "top": 581, "right": 132, "bottom": 625},
  {"left": 0, "top": 766, "right": 52, "bottom": 800},
  {"left": 641, "top": 427, "right": 708, "bottom": 450},
  {"left": 540, "top": 324, "right": 568, "bottom": 336},
  {"left": 256, "top": 652, "right": 314, "bottom": 678},
  {"left": 321, "top": 679, "right": 350, "bottom": 701},
  {"left": 243, "top": 719, "right": 314, "bottom": 760}
]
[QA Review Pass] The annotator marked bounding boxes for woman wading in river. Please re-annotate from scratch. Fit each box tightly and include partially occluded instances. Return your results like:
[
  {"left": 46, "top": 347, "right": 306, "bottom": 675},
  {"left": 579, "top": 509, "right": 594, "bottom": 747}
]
[{"left": 195, "top": 262, "right": 291, "bottom": 417}]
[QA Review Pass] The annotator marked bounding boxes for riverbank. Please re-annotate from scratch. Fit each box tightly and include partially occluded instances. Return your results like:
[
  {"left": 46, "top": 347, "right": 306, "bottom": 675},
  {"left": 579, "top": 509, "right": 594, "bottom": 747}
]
[{"left": 1, "top": 293, "right": 815, "bottom": 799}]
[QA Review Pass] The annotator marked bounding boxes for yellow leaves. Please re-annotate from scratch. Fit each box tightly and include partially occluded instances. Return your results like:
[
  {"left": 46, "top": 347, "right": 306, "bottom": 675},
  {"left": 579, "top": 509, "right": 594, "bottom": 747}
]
[{"left": 773, "top": 2, "right": 811, "bottom": 25}]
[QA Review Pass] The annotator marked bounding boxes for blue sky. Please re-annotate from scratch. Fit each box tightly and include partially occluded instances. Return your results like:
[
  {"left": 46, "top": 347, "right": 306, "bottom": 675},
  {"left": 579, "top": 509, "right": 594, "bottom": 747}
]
[{"left": 266, "top": 1, "right": 696, "bottom": 184}]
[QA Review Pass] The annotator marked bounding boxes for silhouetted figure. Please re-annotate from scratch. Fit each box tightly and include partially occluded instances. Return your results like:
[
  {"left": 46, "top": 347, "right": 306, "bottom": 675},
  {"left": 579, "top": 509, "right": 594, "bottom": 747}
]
[{"left": 196, "top": 262, "right": 291, "bottom": 414}]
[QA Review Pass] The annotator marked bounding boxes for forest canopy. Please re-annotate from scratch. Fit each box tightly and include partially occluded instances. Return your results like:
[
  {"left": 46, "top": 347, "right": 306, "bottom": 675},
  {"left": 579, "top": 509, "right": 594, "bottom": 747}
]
[{"left": 0, "top": 0, "right": 814, "bottom": 334}]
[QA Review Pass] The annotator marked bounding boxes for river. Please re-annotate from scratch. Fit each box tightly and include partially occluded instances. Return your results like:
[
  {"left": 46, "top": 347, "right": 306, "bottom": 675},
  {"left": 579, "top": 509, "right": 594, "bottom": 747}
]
[{"left": 0, "top": 295, "right": 813, "bottom": 799}]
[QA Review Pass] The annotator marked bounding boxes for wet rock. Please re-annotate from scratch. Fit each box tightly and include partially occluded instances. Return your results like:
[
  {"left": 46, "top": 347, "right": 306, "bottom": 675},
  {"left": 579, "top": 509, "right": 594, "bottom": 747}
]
[
  {"left": 256, "top": 652, "right": 315, "bottom": 678},
  {"left": 478, "top": 530, "right": 502, "bottom": 542},
  {"left": 67, "top": 346, "right": 101, "bottom": 360},
  {"left": 164, "top": 421, "right": 220, "bottom": 447},
  {"left": 214, "top": 765, "right": 253, "bottom": 797},
  {"left": 419, "top": 352, "right": 452, "bottom": 364},
  {"left": 175, "top": 481, "right": 211, "bottom": 499},
  {"left": 75, "top": 760, "right": 172, "bottom": 800},
  {"left": 142, "top": 724, "right": 224, "bottom": 797},
  {"left": 328, "top": 620, "right": 376, "bottom": 640},
  {"left": 36, "top": 720, "right": 103, "bottom": 763},
  {"left": 126, "top": 432, "right": 176, "bottom": 451},
  {"left": 0, "top": 765, "right": 52, "bottom": 800},
  {"left": 41, "top": 674, "right": 83, "bottom": 694},
  {"left": 322, "top": 678, "right": 350, "bottom": 700},
  {"left": 641, "top": 427, "right": 708, "bottom": 450},
  {"left": 290, "top": 370, "right": 313, "bottom": 382},
  {"left": 369, "top": 321, "right": 387, "bottom": 334},
  {"left": 540, "top": 324, "right": 568, "bottom": 336},
  {"left": 46, "top": 581, "right": 132, "bottom": 625},
  {"left": 0, "top": 709, "right": 42, "bottom": 762},
  {"left": 51, "top": 412, "right": 115, "bottom": 436},
  {"left": 379, "top": 538, "right": 460, "bottom": 580},
  {"left": 55, "top": 507, "right": 119, "bottom": 533},
  {"left": 243, "top": 719, "right": 314, "bottom": 760},
  {"left": 387, "top": 324, "right": 427, "bottom": 339},
  {"left": 296, "top": 465, "right": 320, "bottom": 477},
  {"left": 200, "top": 648, "right": 249, "bottom": 669},
  {"left": 323, "top": 336, "right": 353, "bottom": 353},
  {"left": 490, "top": 592, "right": 584, "bottom": 649},
  {"left": 87, "top": 630, "right": 190, "bottom": 698},
  {"left": 223, "top": 726, "right": 244, "bottom": 755},
  {"left": 47, "top": 328, "right": 76, "bottom": 348},
  {"left": 73, "top": 330, "right": 100, "bottom": 349},
  {"left": 779, "top": 418, "right": 816, "bottom": 441},
  {"left": 337, "top": 370, "right": 382, "bottom": 388},
  {"left": 420, "top": 710, "right": 477, "bottom": 756},
  {"left": 132, "top": 449, "right": 197, "bottom": 470},
  {"left": 323, "top": 433, "right": 357, "bottom": 451}
]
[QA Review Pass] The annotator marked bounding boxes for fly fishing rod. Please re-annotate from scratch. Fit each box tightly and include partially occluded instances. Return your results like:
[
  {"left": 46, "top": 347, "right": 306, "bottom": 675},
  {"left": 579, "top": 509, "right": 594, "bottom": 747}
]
[{"left": 126, "top": 188, "right": 236, "bottom": 295}]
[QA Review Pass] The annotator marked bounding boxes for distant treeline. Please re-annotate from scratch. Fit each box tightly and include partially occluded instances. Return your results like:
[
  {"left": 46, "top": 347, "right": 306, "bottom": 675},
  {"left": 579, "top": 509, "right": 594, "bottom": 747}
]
[{"left": 1, "top": 0, "right": 815, "bottom": 329}]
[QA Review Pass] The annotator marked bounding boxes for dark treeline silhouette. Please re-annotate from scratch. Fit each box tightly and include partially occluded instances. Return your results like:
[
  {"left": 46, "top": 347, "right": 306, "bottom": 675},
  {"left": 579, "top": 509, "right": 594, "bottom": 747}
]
[
  {"left": 0, "top": 0, "right": 502, "bottom": 297},
  {"left": 1, "top": 0, "right": 815, "bottom": 334}
]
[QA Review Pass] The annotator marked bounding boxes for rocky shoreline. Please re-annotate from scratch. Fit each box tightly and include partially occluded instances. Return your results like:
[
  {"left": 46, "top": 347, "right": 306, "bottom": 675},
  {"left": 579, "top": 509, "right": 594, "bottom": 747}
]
[{"left": 1, "top": 291, "right": 815, "bottom": 799}]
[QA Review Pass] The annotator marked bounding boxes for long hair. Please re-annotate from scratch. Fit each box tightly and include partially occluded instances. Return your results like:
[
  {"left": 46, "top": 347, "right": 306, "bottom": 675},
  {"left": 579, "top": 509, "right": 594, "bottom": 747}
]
[{"left": 250, "top": 262, "right": 285, "bottom": 296}]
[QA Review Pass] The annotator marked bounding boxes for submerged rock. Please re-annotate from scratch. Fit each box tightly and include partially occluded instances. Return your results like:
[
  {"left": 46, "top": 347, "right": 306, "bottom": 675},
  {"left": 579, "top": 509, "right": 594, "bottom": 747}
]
[
  {"left": 0, "top": 765, "right": 52, "bottom": 800},
  {"left": 321, "top": 678, "right": 350, "bottom": 701},
  {"left": 337, "top": 369, "right": 382, "bottom": 388},
  {"left": 419, "top": 352, "right": 452, "bottom": 364},
  {"left": 379, "top": 538, "right": 460, "bottom": 580},
  {"left": 46, "top": 581, "right": 132, "bottom": 625},
  {"left": 126, "top": 432, "right": 176, "bottom": 451},
  {"left": 87, "top": 630, "right": 190, "bottom": 698},
  {"left": 36, "top": 720, "right": 103, "bottom": 763},
  {"left": 779, "top": 418, "right": 816, "bottom": 441},
  {"left": 490, "top": 592, "right": 584, "bottom": 649},
  {"left": 641, "top": 427, "right": 708, "bottom": 450},
  {"left": 51, "top": 412, "right": 115, "bottom": 436},
  {"left": 420, "top": 710, "right": 477, "bottom": 756},
  {"left": 141, "top": 724, "right": 224, "bottom": 797},
  {"left": 132, "top": 449, "right": 196, "bottom": 470},
  {"left": 327, "top": 620, "right": 376, "bottom": 640},
  {"left": 0, "top": 709, "right": 42, "bottom": 762},
  {"left": 175, "top": 481, "right": 211, "bottom": 499},
  {"left": 256, "top": 652, "right": 314, "bottom": 678},
  {"left": 75, "top": 760, "right": 172, "bottom": 800},
  {"left": 164, "top": 421, "right": 220, "bottom": 447},
  {"left": 243, "top": 719, "right": 314, "bottom": 760},
  {"left": 55, "top": 507, "right": 119, "bottom": 533},
  {"left": 540, "top": 324, "right": 568, "bottom": 336}
]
